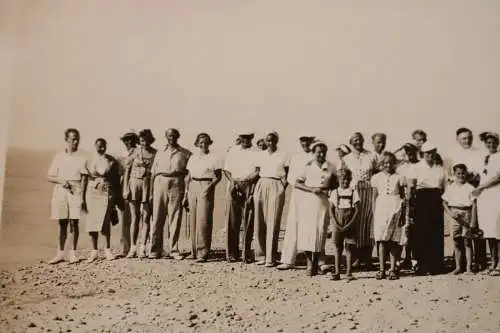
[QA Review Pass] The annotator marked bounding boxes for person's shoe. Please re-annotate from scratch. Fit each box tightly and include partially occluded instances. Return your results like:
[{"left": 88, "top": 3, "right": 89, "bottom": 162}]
[
  {"left": 105, "top": 248, "right": 116, "bottom": 261},
  {"left": 148, "top": 252, "right": 159, "bottom": 259},
  {"left": 276, "top": 263, "right": 293, "bottom": 270},
  {"left": 195, "top": 257, "right": 207, "bottom": 263},
  {"left": 264, "top": 262, "right": 276, "bottom": 268},
  {"left": 137, "top": 246, "right": 146, "bottom": 259},
  {"left": 172, "top": 253, "right": 184, "bottom": 260},
  {"left": 68, "top": 250, "right": 79, "bottom": 264},
  {"left": 126, "top": 246, "right": 137, "bottom": 258},
  {"left": 48, "top": 250, "right": 66, "bottom": 265},
  {"left": 86, "top": 250, "right": 99, "bottom": 263},
  {"left": 186, "top": 254, "right": 196, "bottom": 260},
  {"left": 255, "top": 260, "right": 266, "bottom": 266}
]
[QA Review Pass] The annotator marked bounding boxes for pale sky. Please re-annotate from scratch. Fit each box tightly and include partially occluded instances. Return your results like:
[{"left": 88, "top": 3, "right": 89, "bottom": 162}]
[{"left": 4, "top": 0, "right": 500, "bottom": 157}]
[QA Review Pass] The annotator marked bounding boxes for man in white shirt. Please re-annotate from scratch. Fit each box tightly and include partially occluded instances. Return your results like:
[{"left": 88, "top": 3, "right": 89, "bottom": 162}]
[
  {"left": 276, "top": 135, "right": 315, "bottom": 270},
  {"left": 447, "top": 127, "right": 483, "bottom": 187},
  {"left": 223, "top": 132, "right": 260, "bottom": 263}
]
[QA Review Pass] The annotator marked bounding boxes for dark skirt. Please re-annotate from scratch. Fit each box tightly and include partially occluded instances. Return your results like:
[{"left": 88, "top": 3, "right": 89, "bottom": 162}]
[
  {"left": 355, "top": 181, "right": 374, "bottom": 248},
  {"left": 414, "top": 188, "right": 444, "bottom": 273}
]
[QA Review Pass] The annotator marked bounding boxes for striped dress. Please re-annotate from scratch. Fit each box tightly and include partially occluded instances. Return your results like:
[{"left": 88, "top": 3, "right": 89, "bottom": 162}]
[{"left": 342, "top": 150, "right": 378, "bottom": 248}]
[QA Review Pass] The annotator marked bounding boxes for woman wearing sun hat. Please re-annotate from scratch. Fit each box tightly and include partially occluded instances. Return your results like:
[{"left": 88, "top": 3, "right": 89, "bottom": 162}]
[
  {"left": 413, "top": 142, "right": 446, "bottom": 275},
  {"left": 473, "top": 131, "right": 500, "bottom": 275}
]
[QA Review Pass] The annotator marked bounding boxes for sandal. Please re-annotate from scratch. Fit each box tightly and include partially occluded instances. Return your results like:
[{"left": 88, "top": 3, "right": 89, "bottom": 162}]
[
  {"left": 346, "top": 274, "right": 356, "bottom": 281},
  {"left": 375, "top": 270, "right": 386, "bottom": 280},
  {"left": 388, "top": 270, "right": 399, "bottom": 280}
]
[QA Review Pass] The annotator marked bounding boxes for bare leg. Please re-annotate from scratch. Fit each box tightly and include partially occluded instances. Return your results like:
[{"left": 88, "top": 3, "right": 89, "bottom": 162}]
[
  {"left": 464, "top": 238, "right": 473, "bottom": 273},
  {"left": 452, "top": 238, "right": 464, "bottom": 274},
  {"left": 70, "top": 220, "right": 79, "bottom": 250},
  {"left": 129, "top": 201, "right": 140, "bottom": 246},
  {"left": 89, "top": 232, "right": 98, "bottom": 250},
  {"left": 488, "top": 239, "right": 497, "bottom": 270},
  {"left": 378, "top": 242, "right": 385, "bottom": 273},
  {"left": 345, "top": 244, "right": 354, "bottom": 278},
  {"left": 333, "top": 243, "right": 343, "bottom": 276},
  {"left": 58, "top": 220, "right": 69, "bottom": 250},
  {"left": 102, "top": 229, "right": 111, "bottom": 249}
]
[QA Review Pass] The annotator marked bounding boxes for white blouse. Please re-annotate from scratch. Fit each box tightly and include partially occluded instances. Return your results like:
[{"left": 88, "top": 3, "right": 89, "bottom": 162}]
[
  {"left": 223, "top": 148, "right": 258, "bottom": 179},
  {"left": 297, "top": 161, "right": 336, "bottom": 188},
  {"left": 371, "top": 172, "right": 404, "bottom": 196},
  {"left": 480, "top": 152, "right": 500, "bottom": 185},
  {"left": 342, "top": 150, "right": 378, "bottom": 183},
  {"left": 256, "top": 150, "right": 290, "bottom": 179},
  {"left": 187, "top": 152, "right": 222, "bottom": 179},
  {"left": 414, "top": 161, "right": 446, "bottom": 190},
  {"left": 48, "top": 151, "right": 88, "bottom": 182}
]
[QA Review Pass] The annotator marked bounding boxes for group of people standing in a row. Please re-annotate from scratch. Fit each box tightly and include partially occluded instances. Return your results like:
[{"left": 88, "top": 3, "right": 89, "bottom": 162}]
[{"left": 47, "top": 126, "right": 500, "bottom": 280}]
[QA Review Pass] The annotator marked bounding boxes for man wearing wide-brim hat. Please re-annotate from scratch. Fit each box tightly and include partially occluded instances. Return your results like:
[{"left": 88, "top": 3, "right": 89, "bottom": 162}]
[{"left": 223, "top": 130, "right": 260, "bottom": 263}]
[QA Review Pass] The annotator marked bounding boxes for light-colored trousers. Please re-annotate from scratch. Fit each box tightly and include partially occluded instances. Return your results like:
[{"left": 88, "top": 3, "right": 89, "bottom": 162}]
[
  {"left": 188, "top": 180, "right": 215, "bottom": 259},
  {"left": 150, "top": 176, "right": 185, "bottom": 256},
  {"left": 254, "top": 178, "right": 286, "bottom": 263},
  {"left": 280, "top": 188, "right": 327, "bottom": 266}
]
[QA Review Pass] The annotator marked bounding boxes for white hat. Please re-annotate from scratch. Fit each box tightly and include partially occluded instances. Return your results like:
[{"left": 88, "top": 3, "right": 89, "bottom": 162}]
[
  {"left": 310, "top": 140, "right": 328, "bottom": 151},
  {"left": 420, "top": 142, "right": 437, "bottom": 153}
]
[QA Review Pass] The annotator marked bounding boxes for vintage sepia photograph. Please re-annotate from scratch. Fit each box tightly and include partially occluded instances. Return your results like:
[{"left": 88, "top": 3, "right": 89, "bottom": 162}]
[{"left": 1, "top": 1, "right": 500, "bottom": 332}]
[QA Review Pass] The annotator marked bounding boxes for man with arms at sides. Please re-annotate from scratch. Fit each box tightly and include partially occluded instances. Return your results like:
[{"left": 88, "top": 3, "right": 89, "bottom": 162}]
[
  {"left": 149, "top": 128, "right": 192, "bottom": 260},
  {"left": 223, "top": 131, "right": 260, "bottom": 263}
]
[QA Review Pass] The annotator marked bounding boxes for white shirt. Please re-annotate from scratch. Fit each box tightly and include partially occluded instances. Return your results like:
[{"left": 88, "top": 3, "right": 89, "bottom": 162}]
[
  {"left": 447, "top": 146, "right": 483, "bottom": 176},
  {"left": 223, "top": 147, "right": 257, "bottom": 179},
  {"left": 414, "top": 161, "right": 446, "bottom": 190},
  {"left": 343, "top": 150, "right": 378, "bottom": 183},
  {"left": 480, "top": 152, "right": 500, "bottom": 185},
  {"left": 48, "top": 150, "right": 88, "bottom": 181},
  {"left": 187, "top": 151, "right": 222, "bottom": 179},
  {"left": 371, "top": 172, "right": 405, "bottom": 196},
  {"left": 442, "top": 182, "right": 475, "bottom": 207},
  {"left": 256, "top": 150, "right": 290, "bottom": 179},
  {"left": 330, "top": 187, "right": 360, "bottom": 208},
  {"left": 396, "top": 162, "right": 418, "bottom": 180},
  {"left": 287, "top": 151, "right": 313, "bottom": 184},
  {"left": 297, "top": 160, "right": 336, "bottom": 188}
]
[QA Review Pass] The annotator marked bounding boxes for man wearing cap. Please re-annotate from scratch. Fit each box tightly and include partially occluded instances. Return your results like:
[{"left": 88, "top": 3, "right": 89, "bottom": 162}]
[
  {"left": 117, "top": 130, "right": 139, "bottom": 256},
  {"left": 223, "top": 131, "right": 260, "bottom": 263},
  {"left": 276, "top": 135, "right": 315, "bottom": 270},
  {"left": 149, "top": 128, "right": 192, "bottom": 259}
]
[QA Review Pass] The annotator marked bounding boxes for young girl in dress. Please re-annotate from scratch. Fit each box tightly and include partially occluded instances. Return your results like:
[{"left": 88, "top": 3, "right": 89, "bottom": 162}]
[
  {"left": 371, "top": 152, "right": 406, "bottom": 280},
  {"left": 329, "top": 168, "right": 359, "bottom": 281},
  {"left": 442, "top": 164, "right": 476, "bottom": 275},
  {"left": 47, "top": 128, "right": 88, "bottom": 264}
]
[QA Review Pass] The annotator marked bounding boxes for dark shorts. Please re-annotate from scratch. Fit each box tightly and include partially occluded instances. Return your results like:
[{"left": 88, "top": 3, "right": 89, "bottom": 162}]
[{"left": 332, "top": 208, "right": 357, "bottom": 246}]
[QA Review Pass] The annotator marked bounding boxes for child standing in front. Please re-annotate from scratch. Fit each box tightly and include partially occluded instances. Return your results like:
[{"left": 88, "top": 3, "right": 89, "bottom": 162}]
[
  {"left": 442, "top": 164, "right": 476, "bottom": 275},
  {"left": 329, "top": 168, "right": 359, "bottom": 281},
  {"left": 47, "top": 128, "right": 88, "bottom": 264},
  {"left": 371, "top": 152, "right": 406, "bottom": 280}
]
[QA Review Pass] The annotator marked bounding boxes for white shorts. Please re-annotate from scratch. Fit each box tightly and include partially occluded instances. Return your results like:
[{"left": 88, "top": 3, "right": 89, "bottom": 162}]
[{"left": 51, "top": 184, "right": 83, "bottom": 220}]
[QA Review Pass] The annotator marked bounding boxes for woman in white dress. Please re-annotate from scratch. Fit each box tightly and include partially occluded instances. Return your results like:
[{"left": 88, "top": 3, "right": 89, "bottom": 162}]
[
  {"left": 83, "top": 138, "right": 121, "bottom": 262},
  {"left": 472, "top": 131, "right": 500, "bottom": 276},
  {"left": 295, "top": 141, "right": 338, "bottom": 276},
  {"left": 184, "top": 133, "right": 222, "bottom": 262},
  {"left": 47, "top": 128, "right": 88, "bottom": 264}
]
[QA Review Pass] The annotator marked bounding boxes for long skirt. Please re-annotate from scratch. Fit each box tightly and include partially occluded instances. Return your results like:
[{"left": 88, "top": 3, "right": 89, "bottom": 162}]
[
  {"left": 83, "top": 181, "right": 115, "bottom": 233},
  {"left": 188, "top": 180, "right": 215, "bottom": 259},
  {"left": 373, "top": 195, "right": 404, "bottom": 243},
  {"left": 280, "top": 188, "right": 306, "bottom": 265},
  {"left": 253, "top": 178, "right": 286, "bottom": 263},
  {"left": 355, "top": 181, "right": 375, "bottom": 248},
  {"left": 477, "top": 185, "right": 500, "bottom": 239},
  {"left": 414, "top": 188, "right": 444, "bottom": 273},
  {"left": 296, "top": 191, "right": 330, "bottom": 252},
  {"left": 51, "top": 181, "right": 83, "bottom": 220}
]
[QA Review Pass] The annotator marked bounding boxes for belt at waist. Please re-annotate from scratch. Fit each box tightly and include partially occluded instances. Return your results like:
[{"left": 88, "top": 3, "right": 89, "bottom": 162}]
[
  {"left": 156, "top": 173, "right": 184, "bottom": 178},
  {"left": 192, "top": 177, "right": 212, "bottom": 181},
  {"left": 261, "top": 177, "right": 281, "bottom": 180},
  {"left": 449, "top": 206, "right": 472, "bottom": 210}
]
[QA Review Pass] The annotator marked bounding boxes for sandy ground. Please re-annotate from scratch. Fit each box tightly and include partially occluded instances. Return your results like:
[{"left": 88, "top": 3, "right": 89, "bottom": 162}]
[{"left": 1, "top": 148, "right": 500, "bottom": 333}]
